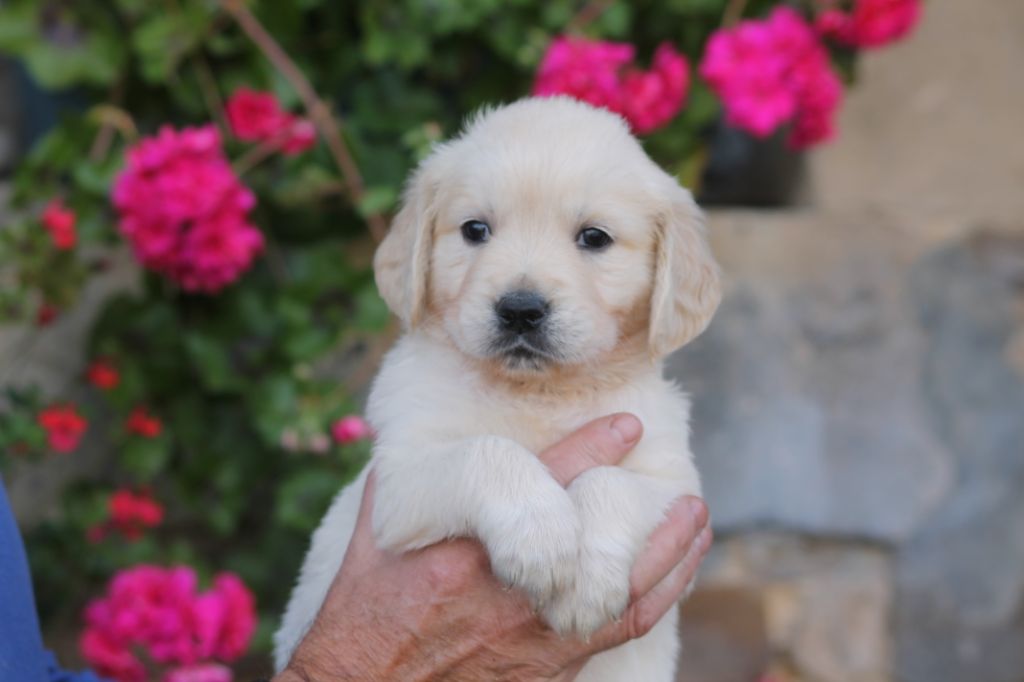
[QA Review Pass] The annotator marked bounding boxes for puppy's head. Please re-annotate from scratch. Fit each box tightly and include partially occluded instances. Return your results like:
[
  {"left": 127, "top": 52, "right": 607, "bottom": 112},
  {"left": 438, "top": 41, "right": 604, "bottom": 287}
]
[{"left": 375, "top": 97, "right": 720, "bottom": 376}]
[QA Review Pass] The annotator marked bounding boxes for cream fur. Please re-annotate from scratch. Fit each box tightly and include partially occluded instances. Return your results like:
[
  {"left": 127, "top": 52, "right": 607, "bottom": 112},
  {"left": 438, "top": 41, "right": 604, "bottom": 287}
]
[{"left": 274, "top": 97, "right": 721, "bottom": 680}]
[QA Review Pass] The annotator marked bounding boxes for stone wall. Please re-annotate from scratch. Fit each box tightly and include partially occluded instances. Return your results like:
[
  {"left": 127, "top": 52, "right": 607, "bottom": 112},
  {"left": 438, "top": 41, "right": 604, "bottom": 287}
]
[{"left": 672, "top": 1, "right": 1024, "bottom": 679}]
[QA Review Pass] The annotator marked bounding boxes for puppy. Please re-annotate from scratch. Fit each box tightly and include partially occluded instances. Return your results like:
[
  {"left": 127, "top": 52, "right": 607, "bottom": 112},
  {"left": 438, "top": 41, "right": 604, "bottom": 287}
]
[{"left": 274, "top": 96, "right": 721, "bottom": 681}]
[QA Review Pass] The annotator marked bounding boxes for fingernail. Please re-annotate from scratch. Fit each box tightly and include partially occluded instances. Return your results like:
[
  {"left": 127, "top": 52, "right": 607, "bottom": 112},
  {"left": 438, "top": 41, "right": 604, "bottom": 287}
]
[
  {"left": 610, "top": 414, "right": 642, "bottom": 443},
  {"left": 687, "top": 497, "right": 708, "bottom": 528}
]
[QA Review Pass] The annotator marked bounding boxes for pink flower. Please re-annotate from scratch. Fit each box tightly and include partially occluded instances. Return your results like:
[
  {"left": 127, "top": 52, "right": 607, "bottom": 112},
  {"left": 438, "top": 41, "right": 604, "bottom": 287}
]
[
  {"left": 37, "top": 404, "right": 87, "bottom": 453},
  {"left": 41, "top": 199, "right": 77, "bottom": 249},
  {"left": 279, "top": 428, "right": 301, "bottom": 452},
  {"left": 113, "top": 125, "right": 264, "bottom": 293},
  {"left": 534, "top": 37, "right": 635, "bottom": 111},
  {"left": 331, "top": 415, "right": 372, "bottom": 445},
  {"left": 281, "top": 117, "right": 317, "bottom": 156},
  {"left": 700, "top": 7, "right": 843, "bottom": 148},
  {"left": 103, "top": 489, "right": 164, "bottom": 540},
  {"left": 307, "top": 432, "right": 330, "bottom": 454},
  {"left": 79, "top": 628, "right": 146, "bottom": 682},
  {"left": 86, "top": 358, "right": 120, "bottom": 390},
  {"left": 226, "top": 88, "right": 317, "bottom": 155},
  {"left": 82, "top": 565, "right": 200, "bottom": 675},
  {"left": 165, "top": 663, "right": 232, "bottom": 682},
  {"left": 620, "top": 44, "right": 691, "bottom": 134},
  {"left": 817, "top": 0, "right": 922, "bottom": 48},
  {"left": 210, "top": 573, "right": 257, "bottom": 660},
  {"left": 81, "top": 565, "right": 257, "bottom": 682},
  {"left": 533, "top": 37, "right": 689, "bottom": 134},
  {"left": 36, "top": 302, "right": 59, "bottom": 326},
  {"left": 126, "top": 406, "right": 163, "bottom": 438},
  {"left": 226, "top": 88, "right": 289, "bottom": 141}
]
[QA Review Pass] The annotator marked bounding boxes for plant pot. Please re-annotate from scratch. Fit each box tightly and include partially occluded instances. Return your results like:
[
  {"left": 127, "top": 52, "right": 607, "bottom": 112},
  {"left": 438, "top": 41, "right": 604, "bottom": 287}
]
[{"left": 698, "top": 118, "right": 808, "bottom": 207}]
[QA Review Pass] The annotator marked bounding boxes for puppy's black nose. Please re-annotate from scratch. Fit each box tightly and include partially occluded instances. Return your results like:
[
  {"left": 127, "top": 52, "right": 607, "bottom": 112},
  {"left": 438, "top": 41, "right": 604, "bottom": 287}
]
[{"left": 495, "top": 290, "right": 549, "bottom": 333}]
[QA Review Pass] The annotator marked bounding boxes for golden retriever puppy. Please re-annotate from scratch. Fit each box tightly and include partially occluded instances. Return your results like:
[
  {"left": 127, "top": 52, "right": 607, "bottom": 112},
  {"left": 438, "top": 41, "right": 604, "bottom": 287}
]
[{"left": 274, "top": 96, "right": 720, "bottom": 681}]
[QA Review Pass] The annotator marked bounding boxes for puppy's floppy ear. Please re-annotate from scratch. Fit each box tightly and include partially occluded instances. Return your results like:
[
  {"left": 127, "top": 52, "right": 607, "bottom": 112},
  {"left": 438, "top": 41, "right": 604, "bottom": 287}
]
[
  {"left": 648, "top": 184, "right": 722, "bottom": 358},
  {"left": 373, "top": 160, "right": 440, "bottom": 328}
]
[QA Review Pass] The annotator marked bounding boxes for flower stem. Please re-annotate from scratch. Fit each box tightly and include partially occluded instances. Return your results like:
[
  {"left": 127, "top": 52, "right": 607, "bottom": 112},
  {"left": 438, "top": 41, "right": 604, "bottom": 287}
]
[
  {"left": 192, "top": 53, "right": 231, "bottom": 140},
  {"left": 88, "top": 81, "right": 127, "bottom": 163},
  {"left": 567, "top": 0, "right": 614, "bottom": 33},
  {"left": 722, "top": 0, "right": 750, "bottom": 26},
  {"left": 231, "top": 136, "right": 285, "bottom": 177},
  {"left": 220, "top": 0, "right": 387, "bottom": 243}
]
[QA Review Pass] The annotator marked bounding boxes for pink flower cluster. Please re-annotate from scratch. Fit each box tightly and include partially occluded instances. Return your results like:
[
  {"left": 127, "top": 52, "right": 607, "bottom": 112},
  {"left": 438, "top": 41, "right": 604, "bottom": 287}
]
[
  {"left": 817, "top": 0, "right": 922, "bottom": 48},
  {"left": 226, "top": 88, "right": 316, "bottom": 155},
  {"left": 533, "top": 37, "right": 690, "bottom": 134},
  {"left": 700, "top": 7, "right": 843, "bottom": 148},
  {"left": 113, "top": 125, "right": 264, "bottom": 293},
  {"left": 89, "top": 489, "right": 165, "bottom": 543},
  {"left": 41, "top": 199, "right": 77, "bottom": 250},
  {"left": 81, "top": 565, "right": 256, "bottom": 682},
  {"left": 37, "top": 404, "right": 87, "bottom": 453}
]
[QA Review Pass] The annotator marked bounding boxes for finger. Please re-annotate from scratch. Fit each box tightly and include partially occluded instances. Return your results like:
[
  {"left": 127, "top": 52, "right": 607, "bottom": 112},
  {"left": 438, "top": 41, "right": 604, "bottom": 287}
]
[
  {"left": 343, "top": 469, "right": 379, "bottom": 562},
  {"left": 624, "top": 524, "right": 713, "bottom": 637},
  {"left": 628, "top": 496, "right": 707, "bottom": 602},
  {"left": 539, "top": 413, "right": 643, "bottom": 487},
  {"left": 580, "top": 510, "right": 712, "bottom": 654}
]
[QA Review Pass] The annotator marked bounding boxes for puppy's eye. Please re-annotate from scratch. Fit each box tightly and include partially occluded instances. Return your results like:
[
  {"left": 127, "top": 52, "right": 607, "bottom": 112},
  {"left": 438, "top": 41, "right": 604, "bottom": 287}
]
[
  {"left": 576, "top": 227, "right": 613, "bottom": 251},
  {"left": 461, "top": 220, "right": 491, "bottom": 245}
]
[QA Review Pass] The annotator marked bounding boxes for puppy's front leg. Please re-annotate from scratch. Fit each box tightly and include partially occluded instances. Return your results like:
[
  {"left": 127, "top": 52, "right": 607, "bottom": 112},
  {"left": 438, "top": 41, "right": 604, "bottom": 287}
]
[
  {"left": 372, "top": 435, "right": 581, "bottom": 606},
  {"left": 543, "top": 466, "right": 692, "bottom": 636}
]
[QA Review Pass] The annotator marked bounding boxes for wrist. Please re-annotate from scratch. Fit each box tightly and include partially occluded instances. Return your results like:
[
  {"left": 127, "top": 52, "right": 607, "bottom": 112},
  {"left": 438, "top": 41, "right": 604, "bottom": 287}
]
[{"left": 277, "top": 644, "right": 372, "bottom": 682}]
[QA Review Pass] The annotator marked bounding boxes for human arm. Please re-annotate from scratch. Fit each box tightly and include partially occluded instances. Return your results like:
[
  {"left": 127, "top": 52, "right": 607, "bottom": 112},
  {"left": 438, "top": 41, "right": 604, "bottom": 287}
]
[{"left": 274, "top": 414, "right": 711, "bottom": 682}]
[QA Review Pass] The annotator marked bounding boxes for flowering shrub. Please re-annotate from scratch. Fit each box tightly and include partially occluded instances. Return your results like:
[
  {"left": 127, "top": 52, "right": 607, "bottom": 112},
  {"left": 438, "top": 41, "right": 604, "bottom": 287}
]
[{"left": 0, "top": 0, "right": 919, "bottom": 675}]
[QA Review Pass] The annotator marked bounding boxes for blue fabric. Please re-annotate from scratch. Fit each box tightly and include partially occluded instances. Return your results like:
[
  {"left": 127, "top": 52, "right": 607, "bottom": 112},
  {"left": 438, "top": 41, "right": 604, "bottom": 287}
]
[{"left": 0, "top": 477, "right": 107, "bottom": 682}]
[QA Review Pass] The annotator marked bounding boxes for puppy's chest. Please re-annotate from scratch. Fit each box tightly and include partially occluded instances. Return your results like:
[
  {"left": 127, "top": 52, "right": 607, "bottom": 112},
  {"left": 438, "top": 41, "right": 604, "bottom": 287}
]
[{"left": 441, "top": 387, "right": 617, "bottom": 453}]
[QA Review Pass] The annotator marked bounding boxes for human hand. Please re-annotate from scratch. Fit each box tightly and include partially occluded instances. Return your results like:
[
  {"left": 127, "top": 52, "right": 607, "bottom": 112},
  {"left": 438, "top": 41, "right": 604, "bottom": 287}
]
[{"left": 275, "top": 414, "right": 711, "bottom": 682}]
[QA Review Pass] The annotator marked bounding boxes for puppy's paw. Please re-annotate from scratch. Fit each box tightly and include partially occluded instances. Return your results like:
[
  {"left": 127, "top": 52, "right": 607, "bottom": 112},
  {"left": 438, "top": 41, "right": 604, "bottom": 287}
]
[
  {"left": 479, "top": 482, "right": 581, "bottom": 607},
  {"left": 542, "top": 546, "right": 631, "bottom": 637}
]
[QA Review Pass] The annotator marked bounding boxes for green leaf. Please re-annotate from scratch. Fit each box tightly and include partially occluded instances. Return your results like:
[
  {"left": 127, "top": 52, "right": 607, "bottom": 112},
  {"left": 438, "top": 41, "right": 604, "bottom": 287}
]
[
  {"left": 594, "top": 1, "right": 633, "bottom": 37},
  {"left": 130, "top": 6, "right": 211, "bottom": 83},
  {"left": 72, "top": 156, "right": 121, "bottom": 196},
  {"left": 0, "top": 5, "right": 35, "bottom": 53},
  {"left": 353, "top": 287, "right": 391, "bottom": 332},
  {"left": 275, "top": 469, "right": 344, "bottom": 532},
  {"left": 357, "top": 186, "right": 398, "bottom": 218},
  {"left": 185, "top": 333, "right": 238, "bottom": 392},
  {"left": 249, "top": 375, "right": 299, "bottom": 444},
  {"left": 121, "top": 437, "right": 171, "bottom": 481},
  {"left": 19, "top": 20, "right": 125, "bottom": 89}
]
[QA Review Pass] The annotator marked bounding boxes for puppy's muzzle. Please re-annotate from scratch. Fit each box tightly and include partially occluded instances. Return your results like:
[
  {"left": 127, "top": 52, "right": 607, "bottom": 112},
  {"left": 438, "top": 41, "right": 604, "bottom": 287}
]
[
  {"left": 491, "top": 290, "right": 556, "bottom": 367},
  {"left": 495, "top": 290, "right": 549, "bottom": 334}
]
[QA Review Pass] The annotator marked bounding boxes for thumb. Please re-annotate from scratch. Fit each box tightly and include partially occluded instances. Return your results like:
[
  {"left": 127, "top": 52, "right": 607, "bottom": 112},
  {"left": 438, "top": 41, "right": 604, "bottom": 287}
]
[
  {"left": 343, "top": 469, "right": 381, "bottom": 563},
  {"left": 539, "top": 413, "right": 643, "bottom": 487}
]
